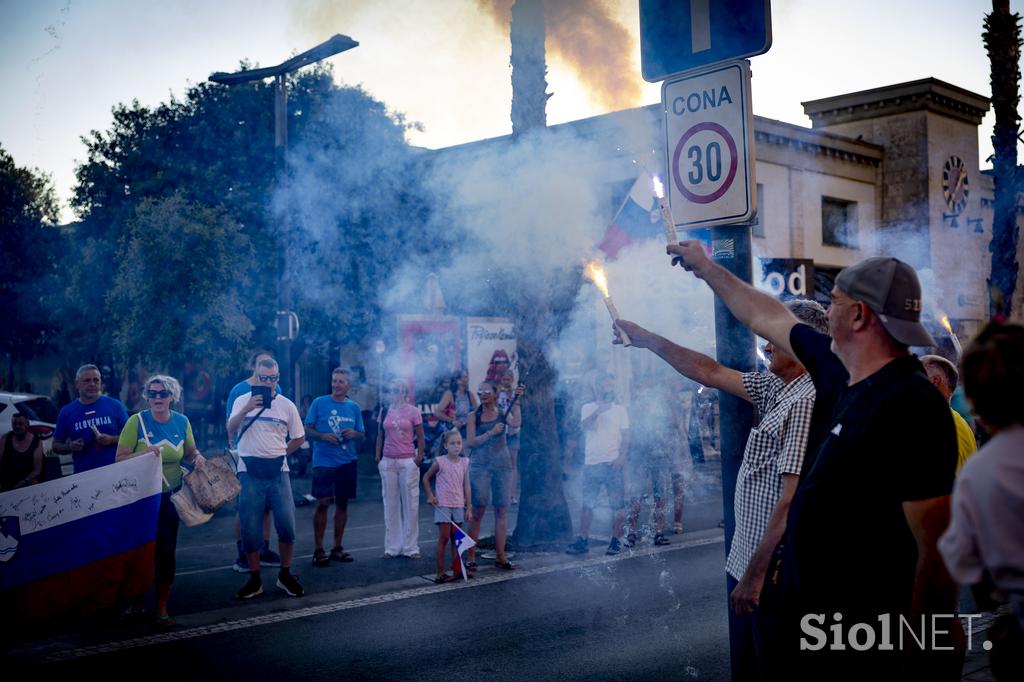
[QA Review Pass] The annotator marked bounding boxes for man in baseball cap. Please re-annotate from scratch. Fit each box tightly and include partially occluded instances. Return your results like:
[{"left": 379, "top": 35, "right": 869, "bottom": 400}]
[{"left": 664, "top": 243, "right": 960, "bottom": 679}]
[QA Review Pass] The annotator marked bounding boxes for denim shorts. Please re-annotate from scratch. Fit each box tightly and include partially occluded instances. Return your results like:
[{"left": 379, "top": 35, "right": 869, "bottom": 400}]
[
  {"left": 470, "top": 465, "right": 512, "bottom": 508},
  {"left": 238, "top": 471, "right": 296, "bottom": 553},
  {"left": 582, "top": 462, "right": 625, "bottom": 510},
  {"left": 433, "top": 506, "right": 466, "bottom": 524}
]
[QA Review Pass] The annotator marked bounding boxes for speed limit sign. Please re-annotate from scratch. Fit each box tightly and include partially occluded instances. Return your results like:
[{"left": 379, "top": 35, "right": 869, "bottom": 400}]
[{"left": 661, "top": 60, "right": 756, "bottom": 228}]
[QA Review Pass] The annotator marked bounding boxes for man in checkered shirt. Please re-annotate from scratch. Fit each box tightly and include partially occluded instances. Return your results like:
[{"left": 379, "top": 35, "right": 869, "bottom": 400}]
[{"left": 615, "top": 298, "right": 828, "bottom": 680}]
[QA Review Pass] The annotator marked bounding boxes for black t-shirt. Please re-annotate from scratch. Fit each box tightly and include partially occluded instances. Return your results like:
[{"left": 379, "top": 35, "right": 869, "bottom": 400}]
[{"left": 783, "top": 324, "right": 957, "bottom": 618}]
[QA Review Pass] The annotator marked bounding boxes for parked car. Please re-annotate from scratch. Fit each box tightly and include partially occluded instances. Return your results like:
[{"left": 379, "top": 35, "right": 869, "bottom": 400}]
[{"left": 0, "top": 392, "right": 66, "bottom": 477}]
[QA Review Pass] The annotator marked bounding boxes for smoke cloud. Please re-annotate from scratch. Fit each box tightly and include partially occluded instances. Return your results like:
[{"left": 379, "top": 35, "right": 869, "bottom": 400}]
[{"left": 477, "top": 0, "right": 644, "bottom": 112}]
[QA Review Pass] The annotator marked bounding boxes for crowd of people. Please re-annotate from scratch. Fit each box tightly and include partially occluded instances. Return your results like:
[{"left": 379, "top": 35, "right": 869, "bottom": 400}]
[{"left": 2, "top": 246, "right": 1021, "bottom": 680}]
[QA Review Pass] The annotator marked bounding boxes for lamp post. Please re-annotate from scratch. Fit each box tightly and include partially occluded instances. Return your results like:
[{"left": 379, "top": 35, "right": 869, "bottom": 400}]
[
  {"left": 209, "top": 34, "right": 359, "bottom": 160},
  {"left": 209, "top": 34, "right": 358, "bottom": 395}
]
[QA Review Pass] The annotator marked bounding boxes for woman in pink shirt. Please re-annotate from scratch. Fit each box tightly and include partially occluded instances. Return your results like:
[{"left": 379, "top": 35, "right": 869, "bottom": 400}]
[
  {"left": 422, "top": 430, "right": 472, "bottom": 582},
  {"left": 375, "top": 380, "right": 425, "bottom": 558}
]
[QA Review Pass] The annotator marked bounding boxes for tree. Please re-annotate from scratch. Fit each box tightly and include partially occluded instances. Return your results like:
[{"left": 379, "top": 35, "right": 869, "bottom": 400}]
[
  {"left": 105, "top": 193, "right": 255, "bottom": 377},
  {"left": 984, "top": 0, "right": 1022, "bottom": 318},
  {"left": 62, "top": 64, "right": 428, "bottom": 373},
  {"left": 0, "top": 145, "right": 60, "bottom": 387}
]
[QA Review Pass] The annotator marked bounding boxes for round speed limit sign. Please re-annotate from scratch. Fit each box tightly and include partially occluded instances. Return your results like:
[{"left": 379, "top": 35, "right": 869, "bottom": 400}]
[{"left": 672, "top": 121, "right": 739, "bottom": 204}]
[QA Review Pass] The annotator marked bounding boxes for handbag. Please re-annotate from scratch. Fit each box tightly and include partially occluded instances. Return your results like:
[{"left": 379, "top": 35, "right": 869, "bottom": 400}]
[
  {"left": 186, "top": 456, "right": 241, "bottom": 512},
  {"left": 166, "top": 472, "right": 214, "bottom": 527}
]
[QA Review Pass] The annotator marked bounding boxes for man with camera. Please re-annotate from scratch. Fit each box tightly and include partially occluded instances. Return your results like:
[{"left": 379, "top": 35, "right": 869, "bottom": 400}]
[{"left": 227, "top": 358, "right": 306, "bottom": 599}]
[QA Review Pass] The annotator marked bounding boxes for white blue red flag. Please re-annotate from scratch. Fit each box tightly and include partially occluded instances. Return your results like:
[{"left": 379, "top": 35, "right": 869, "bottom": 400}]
[
  {"left": 598, "top": 172, "right": 713, "bottom": 260},
  {"left": 598, "top": 172, "right": 660, "bottom": 259},
  {"left": 451, "top": 521, "right": 476, "bottom": 582},
  {"left": 0, "top": 454, "right": 162, "bottom": 622}
]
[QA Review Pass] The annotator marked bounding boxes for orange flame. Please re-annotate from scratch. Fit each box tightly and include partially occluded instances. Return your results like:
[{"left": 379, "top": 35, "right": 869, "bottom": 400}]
[
  {"left": 584, "top": 260, "right": 610, "bottom": 298},
  {"left": 939, "top": 314, "right": 953, "bottom": 334}
]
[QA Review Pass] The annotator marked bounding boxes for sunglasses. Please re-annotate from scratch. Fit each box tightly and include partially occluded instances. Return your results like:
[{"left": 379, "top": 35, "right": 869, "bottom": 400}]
[
  {"left": 477, "top": 390, "right": 493, "bottom": 396},
  {"left": 257, "top": 374, "right": 280, "bottom": 382},
  {"left": 147, "top": 389, "right": 171, "bottom": 399}
]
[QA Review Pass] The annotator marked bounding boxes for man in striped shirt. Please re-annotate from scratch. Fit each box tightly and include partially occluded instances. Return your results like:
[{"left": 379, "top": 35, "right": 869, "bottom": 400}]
[{"left": 615, "top": 298, "right": 827, "bottom": 680}]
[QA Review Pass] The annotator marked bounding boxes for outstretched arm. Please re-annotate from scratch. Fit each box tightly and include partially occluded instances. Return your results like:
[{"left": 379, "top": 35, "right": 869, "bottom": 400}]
[
  {"left": 614, "top": 320, "right": 750, "bottom": 403},
  {"left": 668, "top": 241, "right": 800, "bottom": 356}
]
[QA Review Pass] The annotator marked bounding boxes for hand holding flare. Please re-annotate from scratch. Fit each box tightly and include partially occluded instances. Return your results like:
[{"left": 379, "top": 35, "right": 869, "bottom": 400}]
[{"left": 584, "top": 260, "right": 631, "bottom": 347}]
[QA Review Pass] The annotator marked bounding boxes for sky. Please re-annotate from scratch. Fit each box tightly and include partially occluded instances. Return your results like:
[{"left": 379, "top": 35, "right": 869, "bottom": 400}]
[{"left": 0, "top": 0, "right": 1015, "bottom": 223}]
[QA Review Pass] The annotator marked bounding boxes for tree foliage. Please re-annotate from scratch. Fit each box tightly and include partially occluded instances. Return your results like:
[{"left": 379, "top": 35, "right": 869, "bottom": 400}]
[
  {"left": 106, "top": 192, "right": 254, "bottom": 376},
  {"left": 0, "top": 145, "right": 61, "bottom": 378},
  {"left": 56, "top": 63, "right": 429, "bottom": 372}
]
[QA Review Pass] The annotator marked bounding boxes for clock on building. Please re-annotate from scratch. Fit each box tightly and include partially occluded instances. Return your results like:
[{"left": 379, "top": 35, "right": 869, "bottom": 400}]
[{"left": 942, "top": 156, "right": 969, "bottom": 214}]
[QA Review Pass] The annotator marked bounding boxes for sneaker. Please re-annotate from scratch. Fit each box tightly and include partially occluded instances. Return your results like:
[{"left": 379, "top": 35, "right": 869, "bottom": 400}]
[
  {"left": 653, "top": 533, "right": 671, "bottom": 546},
  {"left": 672, "top": 523, "right": 684, "bottom": 535},
  {"left": 312, "top": 548, "right": 331, "bottom": 568},
  {"left": 606, "top": 537, "right": 622, "bottom": 556},
  {"left": 276, "top": 570, "right": 304, "bottom": 597},
  {"left": 624, "top": 532, "right": 638, "bottom": 548},
  {"left": 233, "top": 555, "right": 249, "bottom": 573},
  {"left": 260, "top": 543, "right": 281, "bottom": 567},
  {"left": 566, "top": 536, "right": 589, "bottom": 555},
  {"left": 329, "top": 547, "right": 354, "bottom": 563},
  {"left": 235, "top": 574, "right": 263, "bottom": 600}
]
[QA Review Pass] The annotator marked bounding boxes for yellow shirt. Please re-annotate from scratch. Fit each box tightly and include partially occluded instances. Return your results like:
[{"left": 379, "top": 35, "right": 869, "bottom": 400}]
[{"left": 950, "top": 408, "right": 977, "bottom": 475}]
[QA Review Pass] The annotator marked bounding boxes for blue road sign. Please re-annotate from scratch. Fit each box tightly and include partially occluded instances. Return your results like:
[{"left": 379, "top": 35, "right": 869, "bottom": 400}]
[{"left": 640, "top": 0, "right": 772, "bottom": 82}]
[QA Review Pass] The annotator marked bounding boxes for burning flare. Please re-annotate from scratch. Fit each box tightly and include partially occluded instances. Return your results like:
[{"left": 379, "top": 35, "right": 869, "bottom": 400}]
[
  {"left": 584, "top": 259, "right": 610, "bottom": 298},
  {"left": 652, "top": 174, "right": 665, "bottom": 199},
  {"left": 939, "top": 314, "right": 963, "bottom": 358},
  {"left": 584, "top": 259, "right": 630, "bottom": 347}
]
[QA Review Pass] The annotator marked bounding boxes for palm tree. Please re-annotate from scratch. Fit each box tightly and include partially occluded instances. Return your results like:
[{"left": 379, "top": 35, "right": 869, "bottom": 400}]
[{"left": 983, "top": 0, "right": 1022, "bottom": 319}]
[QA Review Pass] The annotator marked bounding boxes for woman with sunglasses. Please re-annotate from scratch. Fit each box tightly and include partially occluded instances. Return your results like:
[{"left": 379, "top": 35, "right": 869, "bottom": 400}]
[
  {"left": 116, "top": 374, "right": 203, "bottom": 627},
  {"left": 465, "top": 381, "right": 514, "bottom": 570},
  {"left": 375, "top": 380, "right": 425, "bottom": 559}
]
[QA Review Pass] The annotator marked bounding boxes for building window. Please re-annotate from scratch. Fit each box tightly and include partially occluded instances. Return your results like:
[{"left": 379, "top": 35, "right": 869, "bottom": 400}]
[
  {"left": 821, "top": 197, "right": 858, "bottom": 248},
  {"left": 751, "top": 184, "right": 765, "bottom": 238}
]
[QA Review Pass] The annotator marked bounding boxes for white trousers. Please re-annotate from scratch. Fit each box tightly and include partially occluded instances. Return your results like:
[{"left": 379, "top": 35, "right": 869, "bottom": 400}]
[{"left": 378, "top": 457, "right": 420, "bottom": 556}]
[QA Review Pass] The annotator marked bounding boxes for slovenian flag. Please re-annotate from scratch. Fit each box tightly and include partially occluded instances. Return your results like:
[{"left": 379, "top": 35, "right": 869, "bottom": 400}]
[
  {"left": 598, "top": 172, "right": 715, "bottom": 261},
  {"left": 598, "top": 172, "right": 660, "bottom": 259},
  {"left": 451, "top": 521, "right": 476, "bottom": 582},
  {"left": 0, "top": 454, "right": 162, "bottom": 623}
]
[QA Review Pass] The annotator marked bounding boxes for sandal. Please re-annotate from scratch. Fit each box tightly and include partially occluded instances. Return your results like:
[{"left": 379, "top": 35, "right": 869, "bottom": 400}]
[
  {"left": 653, "top": 533, "right": 671, "bottom": 546},
  {"left": 625, "top": 532, "right": 638, "bottom": 548},
  {"left": 434, "top": 573, "right": 452, "bottom": 584},
  {"left": 313, "top": 548, "right": 331, "bottom": 567},
  {"left": 465, "top": 561, "right": 478, "bottom": 571},
  {"left": 329, "top": 547, "right": 354, "bottom": 563},
  {"left": 494, "top": 559, "right": 515, "bottom": 570},
  {"left": 155, "top": 613, "right": 174, "bottom": 628}
]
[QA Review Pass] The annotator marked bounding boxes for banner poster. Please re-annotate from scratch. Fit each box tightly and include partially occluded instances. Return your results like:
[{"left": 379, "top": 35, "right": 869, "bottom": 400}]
[
  {"left": 397, "top": 315, "right": 463, "bottom": 404},
  {"left": 466, "top": 317, "right": 517, "bottom": 392}
]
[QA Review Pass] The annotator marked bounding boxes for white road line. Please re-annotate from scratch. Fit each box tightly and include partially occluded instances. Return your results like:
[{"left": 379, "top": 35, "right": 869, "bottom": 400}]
[{"left": 41, "top": 534, "right": 724, "bottom": 664}]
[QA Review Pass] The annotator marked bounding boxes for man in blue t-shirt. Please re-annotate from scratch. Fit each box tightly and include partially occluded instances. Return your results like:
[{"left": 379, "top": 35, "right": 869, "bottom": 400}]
[
  {"left": 304, "top": 367, "right": 364, "bottom": 567},
  {"left": 52, "top": 364, "right": 129, "bottom": 474}
]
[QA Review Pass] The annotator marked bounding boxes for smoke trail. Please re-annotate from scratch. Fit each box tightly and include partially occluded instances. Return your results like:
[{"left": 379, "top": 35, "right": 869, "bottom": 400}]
[{"left": 476, "top": 0, "right": 643, "bottom": 111}]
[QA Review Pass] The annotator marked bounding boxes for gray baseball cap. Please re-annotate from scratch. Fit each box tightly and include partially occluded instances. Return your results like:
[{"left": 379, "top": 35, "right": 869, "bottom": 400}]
[{"left": 834, "top": 257, "right": 936, "bottom": 347}]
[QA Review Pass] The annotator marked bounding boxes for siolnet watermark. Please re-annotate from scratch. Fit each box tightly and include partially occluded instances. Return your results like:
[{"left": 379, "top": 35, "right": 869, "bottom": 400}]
[{"left": 800, "top": 612, "right": 991, "bottom": 652}]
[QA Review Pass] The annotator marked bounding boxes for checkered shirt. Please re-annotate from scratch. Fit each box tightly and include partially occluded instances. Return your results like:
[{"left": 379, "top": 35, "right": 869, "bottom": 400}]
[{"left": 724, "top": 371, "right": 815, "bottom": 580}]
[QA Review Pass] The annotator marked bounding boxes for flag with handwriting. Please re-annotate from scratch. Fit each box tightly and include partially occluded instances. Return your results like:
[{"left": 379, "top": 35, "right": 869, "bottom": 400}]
[{"left": 0, "top": 455, "right": 162, "bottom": 622}]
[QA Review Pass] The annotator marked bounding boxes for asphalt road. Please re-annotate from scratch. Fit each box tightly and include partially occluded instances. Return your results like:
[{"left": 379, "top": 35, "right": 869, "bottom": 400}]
[{"left": 8, "top": 464, "right": 733, "bottom": 680}]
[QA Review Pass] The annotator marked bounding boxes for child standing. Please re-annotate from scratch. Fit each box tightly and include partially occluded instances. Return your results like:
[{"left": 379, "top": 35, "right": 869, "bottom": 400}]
[{"left": 422, "top": 430, "right": 472, "bottom": 583}]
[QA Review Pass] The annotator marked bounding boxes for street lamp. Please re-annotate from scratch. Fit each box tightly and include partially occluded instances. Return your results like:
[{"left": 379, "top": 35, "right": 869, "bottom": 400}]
[
  {"left": 209, "top": 33, "right": 358, "bottom": 157},
  {"left": 209, "top": 34, "right": 358, "bottom": 397}
]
